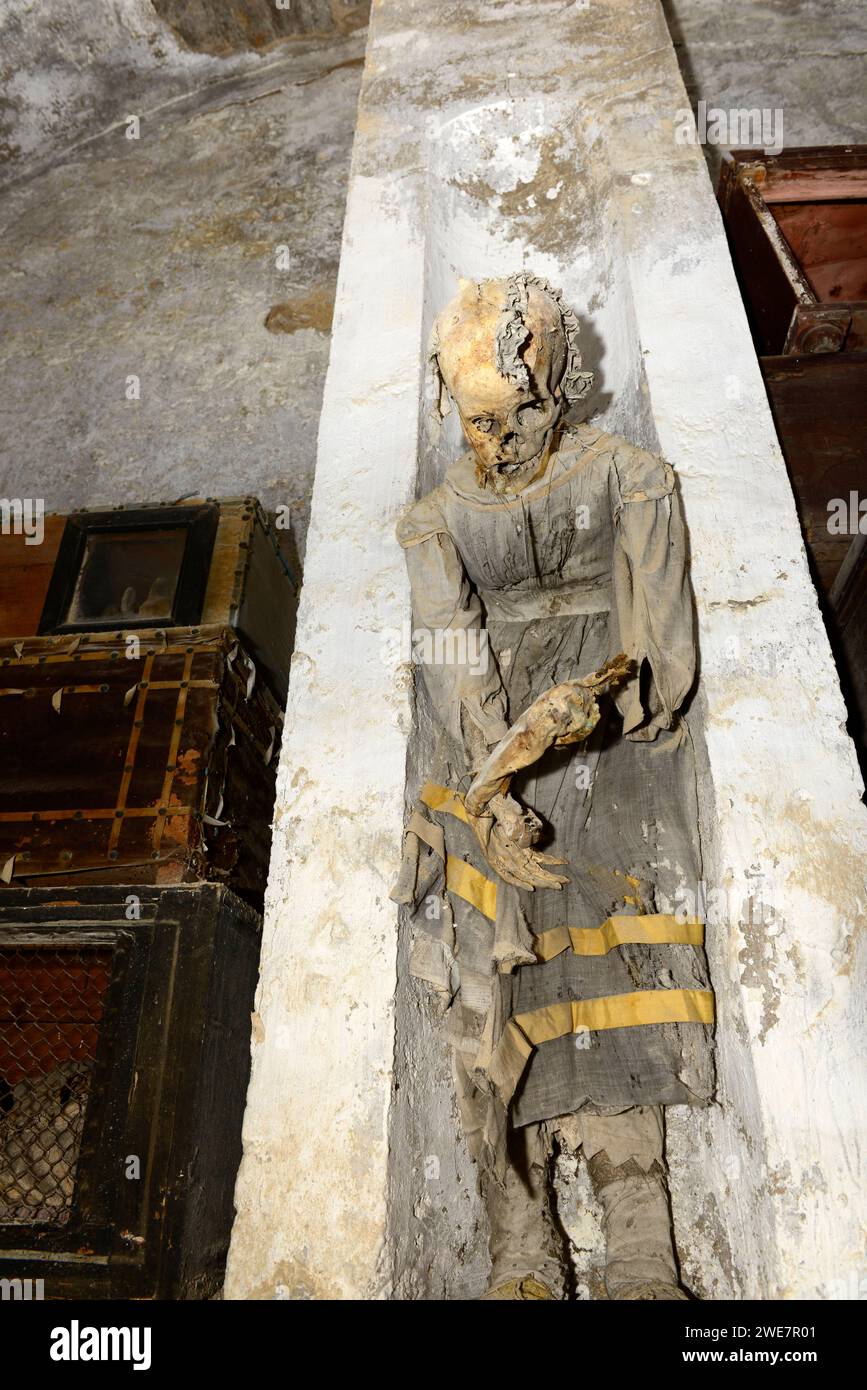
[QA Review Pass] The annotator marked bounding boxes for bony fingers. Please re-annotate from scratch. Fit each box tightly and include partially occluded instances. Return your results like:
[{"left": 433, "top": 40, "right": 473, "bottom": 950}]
[
  {"left": 499, "top": 856, "right": 546, "bottom": 891},
  {"left": 528, "top": 862, "right": 569, "bottom": 887},
  {"left": 536, "top": 869, "right": 568, "bottom": 888},
  {"left": 494, "top": 861, "right": 535, "bottom": 890},
  {"left": 526, "top": 872, "right": 565, "bottom": 890},
  {"left": 520, "top": 855, "right": 568, "bottom": 889}
]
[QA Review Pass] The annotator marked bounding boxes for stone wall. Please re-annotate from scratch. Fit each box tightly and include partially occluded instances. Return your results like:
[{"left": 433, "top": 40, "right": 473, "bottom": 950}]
[{"left": 0, "top": 0, "right": 368, "bottom": 186}]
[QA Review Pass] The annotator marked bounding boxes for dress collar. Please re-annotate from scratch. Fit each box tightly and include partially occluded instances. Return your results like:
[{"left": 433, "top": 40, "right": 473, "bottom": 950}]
[{"left": 444, "top": 423, "right": 605, "bottom": 507}]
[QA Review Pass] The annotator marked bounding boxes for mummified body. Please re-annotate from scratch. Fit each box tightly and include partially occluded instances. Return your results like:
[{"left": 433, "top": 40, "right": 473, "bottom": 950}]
[{"left": 394, "top": 274, "right": 716, "bottom": 1300}]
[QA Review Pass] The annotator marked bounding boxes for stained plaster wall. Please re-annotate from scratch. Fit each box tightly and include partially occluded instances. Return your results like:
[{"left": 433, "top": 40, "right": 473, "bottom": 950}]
[
  {"left": 227, "top": 0, "right": 867, "bottom": 1300},
  {"left": 0, "top": 9, "right": 365, "bottom": 566},
  {"left": 661, "top": 0, "right": 867, "bottom": 181},
  {"left": 0, "top": 0, "right": 367, "bottom": 186}
]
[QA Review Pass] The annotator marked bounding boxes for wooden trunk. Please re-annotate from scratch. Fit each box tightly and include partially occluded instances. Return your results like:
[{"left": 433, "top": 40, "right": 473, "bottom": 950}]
[
  {"left": 717, "top": 145, "right": 867, "bottom": 359},
  {"left": 0, "top": 497, "right": 296, "bottom": 702},
  {"left": 718, "top": 146, "right": 867, "bottom": 768},
  {"left": 0, "top": 628, "right": 281, "bottom": 906},
  {"left": 0, "top": 885, "right": 261, "bottom": 1299}
]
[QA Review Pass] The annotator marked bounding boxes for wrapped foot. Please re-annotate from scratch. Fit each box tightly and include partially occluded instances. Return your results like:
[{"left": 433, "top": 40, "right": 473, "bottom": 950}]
[
  {"left": 481, "top": 1275, "right": 557, "bottom": 1300},
  {"left": 613, "top": 1281, "right": 689, "bottom": 1300}
]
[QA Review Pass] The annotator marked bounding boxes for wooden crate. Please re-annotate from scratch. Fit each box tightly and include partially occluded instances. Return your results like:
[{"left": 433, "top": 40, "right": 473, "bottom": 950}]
[
  {"left": 718, "top": 146, "right": 867, "bottom": 768},
  {"left": 0, "top": 628, "right": 281, "bottom": 906},
  {"left": 717, "top": 145, "right": 867, "bottom": 357},
  {"left": 0, "top": 497, "right": 296, "bottom": 701},
  {"left": 0, "top": 885, "right": 261, "bottom": 1299}
]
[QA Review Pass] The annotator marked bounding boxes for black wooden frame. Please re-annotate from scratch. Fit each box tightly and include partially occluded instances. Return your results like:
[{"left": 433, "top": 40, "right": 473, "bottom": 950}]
[{"left": 37, "top": 504, "right": 219, "bottom": 636}]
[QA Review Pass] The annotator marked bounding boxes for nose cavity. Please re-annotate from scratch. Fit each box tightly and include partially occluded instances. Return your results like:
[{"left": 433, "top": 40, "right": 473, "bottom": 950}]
[{"left": 506, "top": 406, "right": 524, "bottom": 436}]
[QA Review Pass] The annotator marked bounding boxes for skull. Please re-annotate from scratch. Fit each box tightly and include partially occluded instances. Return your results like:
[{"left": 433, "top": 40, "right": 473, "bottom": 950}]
[{"left": 431, "top": 274, "right": 592, "bottom": 494}]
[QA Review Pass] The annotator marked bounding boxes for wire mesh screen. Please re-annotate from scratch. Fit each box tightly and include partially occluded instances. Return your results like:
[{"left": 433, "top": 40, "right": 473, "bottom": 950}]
[{"left": 0, "top": 944, "right": 112, "bottom": 1225}]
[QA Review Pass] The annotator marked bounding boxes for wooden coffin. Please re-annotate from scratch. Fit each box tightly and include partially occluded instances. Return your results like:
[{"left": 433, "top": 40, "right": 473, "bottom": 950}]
[
  {"left": 718, "top": 146, "right": 867, "bottom": 767},
  {"left": 717, "top": 144, "right": 867, "bottom": 357},
  {"left": 0, "top": 884, "right": 261, "bottom": 1299},
  {"left": 0, "top": 628, "right": 281, "bottom": 905},
  {"left": 0, "top": 497, "right": 296, "bottom": 702}
]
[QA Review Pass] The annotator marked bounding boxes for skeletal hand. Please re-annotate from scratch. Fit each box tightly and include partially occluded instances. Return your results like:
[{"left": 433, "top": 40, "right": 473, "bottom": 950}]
[
  {"left": 488, "top": 791, "right": 541, "bottom": 848},
  {"left": 466, "top": 793, "right": 568, "bottom": 891},
  {"left": 465, "top": 654, "right": 634, "bottom": 817},
  {"left": 460, "top": 656, "right": 634, "bottom": 890}
]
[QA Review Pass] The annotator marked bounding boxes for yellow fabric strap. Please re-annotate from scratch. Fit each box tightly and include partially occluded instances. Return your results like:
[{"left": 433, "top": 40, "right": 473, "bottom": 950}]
[
  {"left": 487, "top": 987, "right": 715, "bottom": 1106},
  {"left": 420, "top": 782, "right": 470, "bottom": 824},
  {"left": 488, "top": 1018, "right": 534, "bottom": 1100},
  {"left": 407, "top": 810, "right": 445, "bottom": 861},
  {"left": 445, "top": 856, "right": 497, "bottom": 921},
  {"left": 419, "top": 785, "right": 496, "bottom": 919},
  {"left": 515, "top": 988, "right": 715, "bottom": 1044},
  {"left": 534, "top": 914, "right": 705, "bottom": 961}
]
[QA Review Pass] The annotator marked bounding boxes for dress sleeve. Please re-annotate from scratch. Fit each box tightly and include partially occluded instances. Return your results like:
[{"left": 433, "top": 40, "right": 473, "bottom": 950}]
[
  {"left": 608, "top": 441, "right": 696, "bottom": 742},
  {"left": 396, "top": 491, "right": 509, "bottom": 759}
]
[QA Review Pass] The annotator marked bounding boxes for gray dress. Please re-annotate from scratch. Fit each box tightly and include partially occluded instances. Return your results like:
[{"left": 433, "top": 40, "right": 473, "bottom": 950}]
[{"left": 394, "top": 423, "right": 715, "bottom": 1173}]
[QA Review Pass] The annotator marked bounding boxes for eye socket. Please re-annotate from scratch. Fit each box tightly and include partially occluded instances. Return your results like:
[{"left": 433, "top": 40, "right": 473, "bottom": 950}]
[
  {"left": 472, "top": 417, "right": 497, "bottom": 435},
  {"left": 516, "top": 401, "right": 546, "bottom": 421}
]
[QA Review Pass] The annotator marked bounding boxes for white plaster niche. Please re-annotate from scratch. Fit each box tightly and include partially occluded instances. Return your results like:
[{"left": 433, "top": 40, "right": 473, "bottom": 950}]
[
  {"left": 386, "top": 92, "right": 757, "bottom": 1301},
  {"left": 228, "top": 0, "right": 867, "bottom": 1303}
]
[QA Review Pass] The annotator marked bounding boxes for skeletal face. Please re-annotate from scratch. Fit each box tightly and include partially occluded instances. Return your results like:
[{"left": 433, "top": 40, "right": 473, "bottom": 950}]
[
  {"left": 434, "top": 276, "right": 569, "bottom": 494},
  {"left": 455, "top": 376, "right": 562, "bottom": 493}
]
